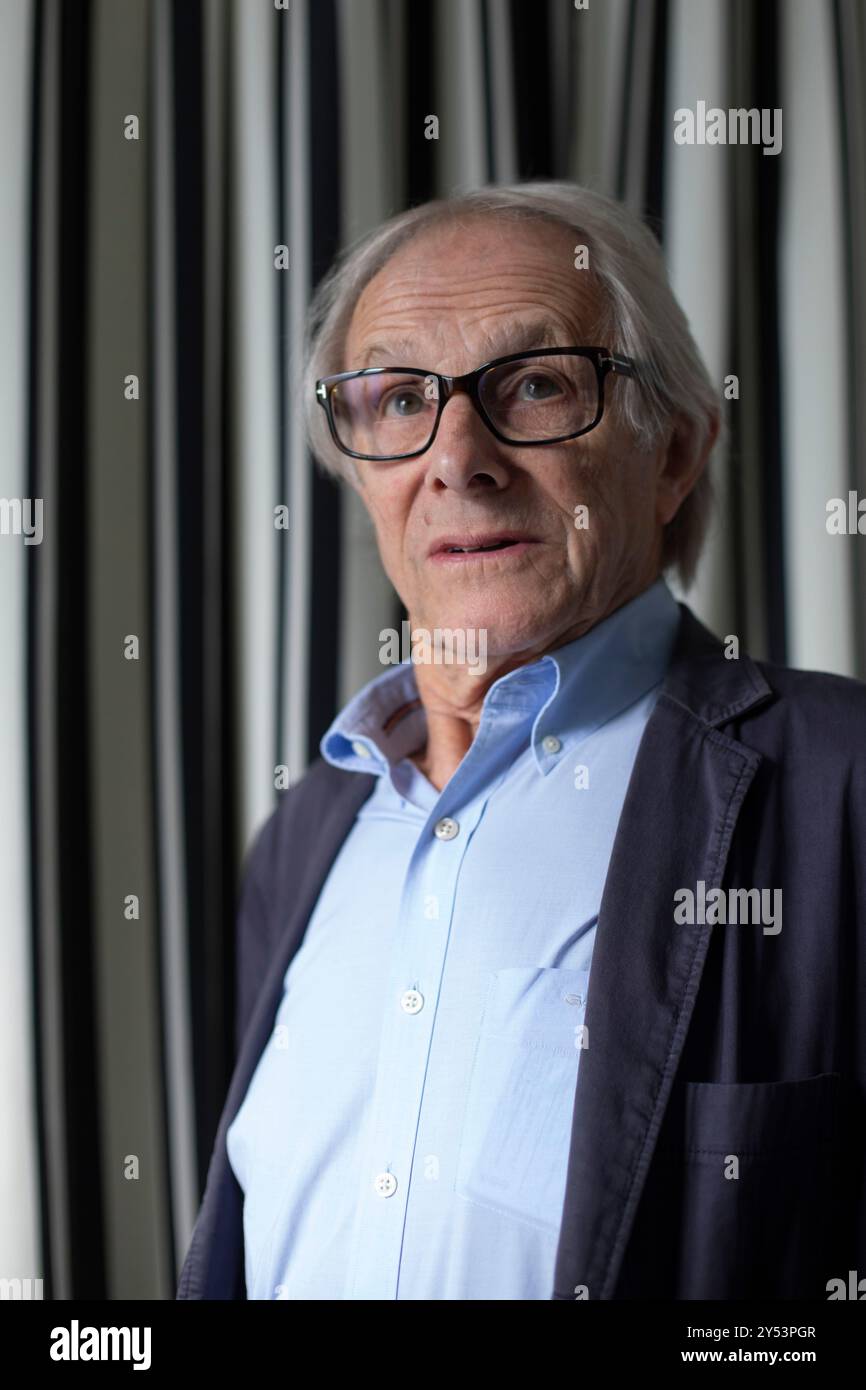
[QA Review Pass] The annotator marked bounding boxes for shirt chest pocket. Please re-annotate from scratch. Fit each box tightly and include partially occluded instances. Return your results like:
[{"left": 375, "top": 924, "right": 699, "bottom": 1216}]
[{"left": 454, "top": 966, "right": 590, "bottom": 1232}]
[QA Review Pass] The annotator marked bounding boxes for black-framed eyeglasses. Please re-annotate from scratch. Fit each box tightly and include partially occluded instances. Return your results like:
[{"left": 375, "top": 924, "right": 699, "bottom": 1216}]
[{"left": 315, "top": 346, "right": 638, "bottom": 462}]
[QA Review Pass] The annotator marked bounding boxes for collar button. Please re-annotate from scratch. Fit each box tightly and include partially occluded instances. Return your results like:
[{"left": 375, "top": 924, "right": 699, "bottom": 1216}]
[{"left": 433, "top": 817, "right": 459, "bottom": 841}]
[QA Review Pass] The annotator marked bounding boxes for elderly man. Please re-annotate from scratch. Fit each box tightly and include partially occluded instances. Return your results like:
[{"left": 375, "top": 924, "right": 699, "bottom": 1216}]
[{"left": 178, "top": 182, "right": 866, "bottom": 1302}]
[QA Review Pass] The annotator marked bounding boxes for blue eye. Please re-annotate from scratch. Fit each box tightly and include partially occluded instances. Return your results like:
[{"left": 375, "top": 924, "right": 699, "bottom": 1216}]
[
  {"left": 515, "top": 373, "right": 562, "bottom": 401},
  {"left": 382, "top": 388, "right": 426, "bottom": 417}
]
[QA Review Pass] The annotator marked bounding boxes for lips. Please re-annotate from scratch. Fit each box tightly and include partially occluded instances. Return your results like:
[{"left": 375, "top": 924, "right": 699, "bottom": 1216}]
[{"left": 429, "top": 533, "right": 536, "bottom": 557}]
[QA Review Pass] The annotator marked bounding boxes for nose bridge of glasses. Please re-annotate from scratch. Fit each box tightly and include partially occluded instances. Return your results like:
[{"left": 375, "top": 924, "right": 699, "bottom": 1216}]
[
  {"left": 428, "top": 369, "right": 493, "bottom": 442},
  {"left": 434, "top": 366, "right": 490, "bottom": 412},
  {"left": 433, "top": 369, "right": 473, "bottom": 401}
]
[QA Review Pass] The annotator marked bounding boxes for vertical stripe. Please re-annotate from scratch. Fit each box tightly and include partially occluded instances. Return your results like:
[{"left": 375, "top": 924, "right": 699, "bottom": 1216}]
[
  {"left": 618, "top": 0, "right": 659, "bottom": 210},
  {"left": 780, "top": 0, "right": 853, "bottom": 673},
  {"left": 485, "top": 0, "right": 518, "bottom": 184},
  {"left": 510, "top": 0, "right": 553, "bottom": 178},
  {"left": 436, "top": 0, "right": 487, "bottom": 191},
  {"left": 275, "top": 0, "right": 288, "bottom": 787},
  {"left": 405, "top": 0, "right": 436, "bottom": 203},
  {"left": 0, "top": 0, "right": 40, "bottom": 1294},
  {"left": 30, "top": 0, "right": 72, "bottom": 1301},
  {"left": 283, "top": 0, "right": 312, "bottom": 783},
  {"left": 728, "top": 0, "right": 770, "bottom": 656},
  {"left": 644, "top": 0, "right": 668, "bottom": 231},
  {"left": 573, "top": 0, "right": 630, "bottom": 189},
  {"left": 834, "top": 0, "right": 866, "bottom": 678},
  {"left": 307, "top": 0, "right": 343, "bottom": 761},
  {"left": 150, "top": 0, "right": 197, "bottom": 1275},
  {"left": 337, "top": 0, "right": 396, "bottom": 244},
  {"left": 89, "top": 0, "right": 170, "bottom": 1295},
  {"left": 480, "top": 0, "right": 495, "bottom": 179},
  {"left": 753, "top": 0, "right": 787, "bottom": 663},
  {"left": 52, "top": 0, "right": 106, "bottom": 1298},
  {"left": 666, "top": 0, "right": 735, "bottom": 634},
  {"left": 548, "top": 0, "right": 575, "bottom": 174},
  {"left": 232, "top": 0, "right": 279, "bottom": 848}
]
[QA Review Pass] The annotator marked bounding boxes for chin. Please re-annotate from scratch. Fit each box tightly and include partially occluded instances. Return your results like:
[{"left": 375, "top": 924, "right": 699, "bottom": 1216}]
[
  {"left": 429, "top": 579, "right": 544, "bottom": 628},
  {"left": 419, "top": 604, "right": 555, "bottom": 660}
]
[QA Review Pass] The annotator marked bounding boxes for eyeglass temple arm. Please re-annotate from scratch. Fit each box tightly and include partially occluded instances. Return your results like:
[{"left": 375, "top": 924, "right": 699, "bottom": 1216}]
[{"left": 601, "top": 354, "right": 637, "bottom": 378}]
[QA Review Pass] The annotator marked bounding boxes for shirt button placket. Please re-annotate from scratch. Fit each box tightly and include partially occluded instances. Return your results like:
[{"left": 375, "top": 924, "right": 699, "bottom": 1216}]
[{"left": 350, "top": 804, "right": 472, "bottom": 1299}]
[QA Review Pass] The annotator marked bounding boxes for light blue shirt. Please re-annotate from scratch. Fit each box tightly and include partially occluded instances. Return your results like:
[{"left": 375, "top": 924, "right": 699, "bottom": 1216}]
[{"left": 226, "top": 577, "right": 681, "bottom": 1299}]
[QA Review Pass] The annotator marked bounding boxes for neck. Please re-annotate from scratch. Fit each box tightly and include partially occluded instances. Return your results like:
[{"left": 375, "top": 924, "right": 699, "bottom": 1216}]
[
  {"left": 407, "top": 634, "right": 569, "bottom": 790},
  {"left": 406, "top": 576, "right": 662, "bottom": 790},
  {"left": 407, "top": 662, "right": 496, "bottom": 791}
]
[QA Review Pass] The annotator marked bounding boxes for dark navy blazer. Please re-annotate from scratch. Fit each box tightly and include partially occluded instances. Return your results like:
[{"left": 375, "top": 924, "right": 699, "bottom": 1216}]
[{"left": 177, "top": 605, "right": 866, "bottom": 1299}]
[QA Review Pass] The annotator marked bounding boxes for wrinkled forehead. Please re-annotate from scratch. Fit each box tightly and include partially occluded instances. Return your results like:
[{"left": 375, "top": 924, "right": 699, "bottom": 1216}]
[{"left": 343, "top": 212, "right": 608, "bottom": 373}]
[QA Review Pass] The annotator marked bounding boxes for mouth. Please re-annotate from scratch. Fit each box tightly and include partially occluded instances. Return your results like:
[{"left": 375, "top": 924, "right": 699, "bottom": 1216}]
[{"left": 428, "top": 533, "right": 539, "bottom": 562}]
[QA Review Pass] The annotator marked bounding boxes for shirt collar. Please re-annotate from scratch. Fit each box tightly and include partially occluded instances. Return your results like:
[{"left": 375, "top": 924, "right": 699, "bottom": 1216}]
[{"left": 320, "top": 577, "right": 682, "bottom": 779}]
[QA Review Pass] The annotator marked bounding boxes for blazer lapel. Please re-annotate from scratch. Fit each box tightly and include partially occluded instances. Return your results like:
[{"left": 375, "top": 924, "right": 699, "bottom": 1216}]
[{"left": 552, "top": 607, "right": 772, "bottom": 1299}]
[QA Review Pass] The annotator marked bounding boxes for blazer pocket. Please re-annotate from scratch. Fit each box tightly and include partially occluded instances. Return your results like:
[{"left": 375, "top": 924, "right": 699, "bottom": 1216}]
[
  {"left": 454, "top": 966, "right": 589, "bottom": 1232},
  {"left": 650, "top": 1072, "right": 843, "bottom": 1299},
  {"left": 675, "top": 1072, "right": 842, "bottom": 1157}
]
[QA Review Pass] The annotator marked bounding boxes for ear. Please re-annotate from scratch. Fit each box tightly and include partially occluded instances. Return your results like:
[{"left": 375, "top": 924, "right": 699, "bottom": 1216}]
[{"left": 654, "top": 409, "right": 720, "bottom": 527}]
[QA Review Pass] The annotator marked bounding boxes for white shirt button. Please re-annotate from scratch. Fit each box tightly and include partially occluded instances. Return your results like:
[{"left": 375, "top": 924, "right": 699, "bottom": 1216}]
[
  {"left": 400, "top": 989, "right": 424, "bottom": 1014},
  {"left": 374, "top": 1171, "right": 397, "bottom": 1198},
  {"left": 434, "top": 816, "right": 459, "bottom": 840},
  {"left": 542, "top": 735, "right": 562, "bottom": 755},
  {"left": 351, "top": 740, "right": 372, "bottom": 758}
]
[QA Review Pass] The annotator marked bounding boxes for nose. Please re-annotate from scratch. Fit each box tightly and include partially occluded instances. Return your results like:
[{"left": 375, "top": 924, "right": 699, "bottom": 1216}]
[{"left": 422, "top": 388, "right": 511, "bottom": 494}]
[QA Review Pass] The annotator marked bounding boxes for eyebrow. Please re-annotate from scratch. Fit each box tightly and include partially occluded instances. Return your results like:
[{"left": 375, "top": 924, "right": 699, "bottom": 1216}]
[{"left": 357, "top": 318, "right": 573, "bottom": 370}]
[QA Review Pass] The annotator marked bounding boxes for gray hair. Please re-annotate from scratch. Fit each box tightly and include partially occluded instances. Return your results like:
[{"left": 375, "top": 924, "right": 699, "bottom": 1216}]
[{"left": 301, "top": 181, "right": 722, "bottom": 588}]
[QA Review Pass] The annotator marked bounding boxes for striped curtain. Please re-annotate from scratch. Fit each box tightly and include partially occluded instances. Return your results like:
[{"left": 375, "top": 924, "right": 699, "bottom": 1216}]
[{"left": 2, "top": 0, "right": 864, "bottom": 1299}]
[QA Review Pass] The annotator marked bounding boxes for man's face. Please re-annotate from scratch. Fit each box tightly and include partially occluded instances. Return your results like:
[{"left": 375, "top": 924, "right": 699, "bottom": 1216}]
[{"left": 343, "top": 215, "right": 686, "bottom": 659}]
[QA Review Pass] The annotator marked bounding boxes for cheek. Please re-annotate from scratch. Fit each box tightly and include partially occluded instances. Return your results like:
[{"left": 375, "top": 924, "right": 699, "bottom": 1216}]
[
  {"left": 550, "top": 446, "right": 615, "bottom": 539},
  {"left": 361, "top": 478, "right": 404, "bottom": 533},
  {"left": 362, "top": 483, "right": 417, "bottom": 576},
  {"left": 589, "top": 436, "right": 653, "bottom": 513},
  {"left": 558, "top": 442, "right": 652, "bottom": 559}
]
